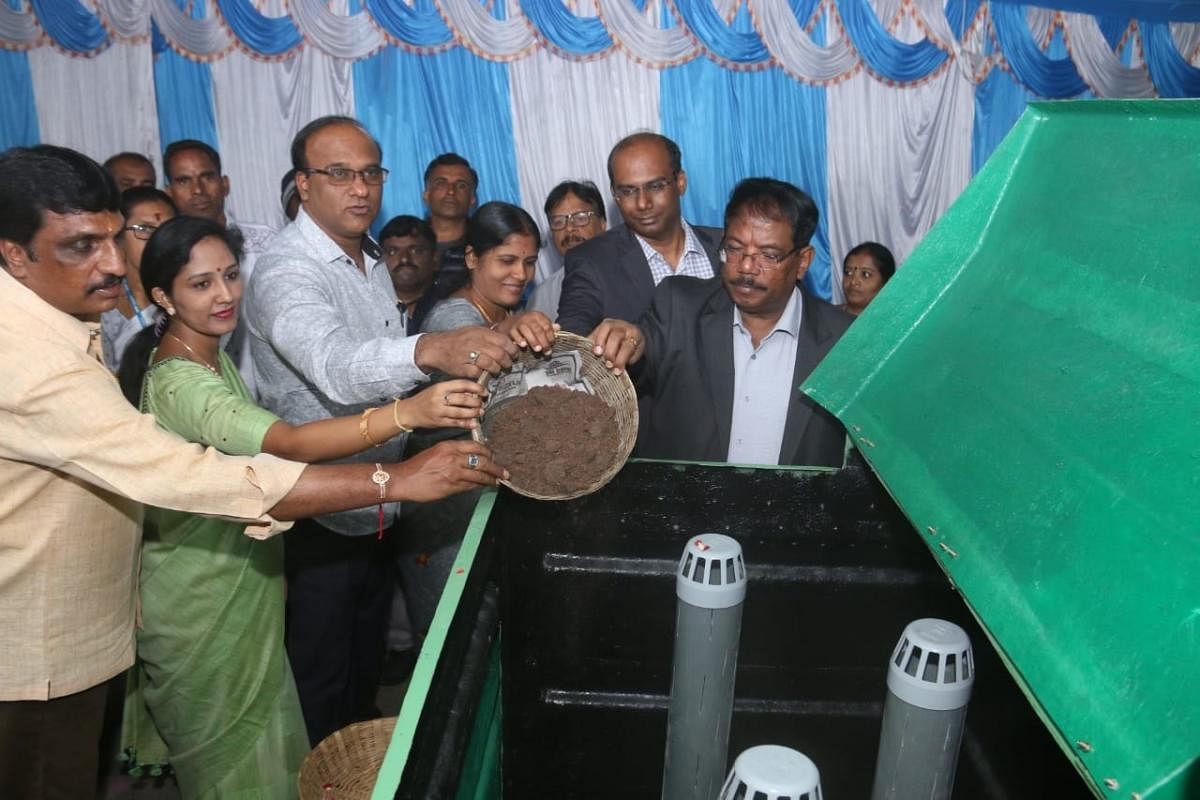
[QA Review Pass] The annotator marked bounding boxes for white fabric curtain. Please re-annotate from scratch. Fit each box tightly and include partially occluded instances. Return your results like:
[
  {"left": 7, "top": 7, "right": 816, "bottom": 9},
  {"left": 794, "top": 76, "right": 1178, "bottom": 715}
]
[
  {"left": 290, "top": 0, "right": 385, "bottom": 61},
  {"left": 825, "top": 13, "right": 974, "bottom": 303},
  {"left": 28, "top": 41, "right": 161, "bottom": 170},
  {"left": 508, "top": 47, "right": 660, "bottom": 283},
  {"left": 210, "top": 48, "right": 355, "bottom": 231},
  {"left": 749, "top": 0, "right": 858, "bottom": 84},
  {"left": 439, "top": 0, "right": 538, "bottom": 60},
  {"left": 596, "top": 0, "right": 697, "bottom": 66},
  {"left": 146, "top": 0, "right": 232, "bottom": 58},
  {"left": 1062, "top": 13, "right": 1154, "bottom": 97},
  {"left": 0, "top": 1, "right": 40, "bottom": 46}
]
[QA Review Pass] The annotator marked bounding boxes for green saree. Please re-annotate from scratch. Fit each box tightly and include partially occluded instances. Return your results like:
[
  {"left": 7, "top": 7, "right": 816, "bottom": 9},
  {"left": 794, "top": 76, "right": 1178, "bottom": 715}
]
[{"left": 123, "top": 350, "right": 309, "bottom": 798}]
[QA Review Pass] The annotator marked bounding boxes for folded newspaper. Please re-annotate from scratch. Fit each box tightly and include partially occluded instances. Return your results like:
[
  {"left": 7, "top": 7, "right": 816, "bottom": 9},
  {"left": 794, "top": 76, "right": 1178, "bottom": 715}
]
[{"left": 486, "top": 351, "right": 595, "bottom": 410}]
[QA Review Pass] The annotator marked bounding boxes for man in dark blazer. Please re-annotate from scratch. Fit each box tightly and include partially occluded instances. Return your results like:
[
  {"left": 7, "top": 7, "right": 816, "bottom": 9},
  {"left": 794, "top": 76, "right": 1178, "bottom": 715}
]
[
  {"left": 556, "top": 132, "right": 722, "bottom": 335},
  {"left": 591, "top": 178, "right": 852, "bottom": 468}
]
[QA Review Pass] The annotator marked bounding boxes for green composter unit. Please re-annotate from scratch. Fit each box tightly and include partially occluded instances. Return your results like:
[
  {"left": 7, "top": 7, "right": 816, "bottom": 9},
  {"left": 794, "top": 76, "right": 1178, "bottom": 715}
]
[{"left": 369, "top": 99, "right": 1199, "bottom": 799}]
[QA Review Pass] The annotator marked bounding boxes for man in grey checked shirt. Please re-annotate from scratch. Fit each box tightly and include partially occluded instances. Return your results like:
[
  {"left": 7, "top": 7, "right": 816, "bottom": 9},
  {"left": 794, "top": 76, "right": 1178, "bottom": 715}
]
[{"left": 245, "top": 115, "right": 518, "bottom": 745}]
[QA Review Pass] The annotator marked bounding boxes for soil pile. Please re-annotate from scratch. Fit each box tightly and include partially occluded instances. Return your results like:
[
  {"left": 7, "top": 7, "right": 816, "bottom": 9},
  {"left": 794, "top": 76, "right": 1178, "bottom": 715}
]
[{"left": 484, "top": 384, "right": 620, "bottom": 497}]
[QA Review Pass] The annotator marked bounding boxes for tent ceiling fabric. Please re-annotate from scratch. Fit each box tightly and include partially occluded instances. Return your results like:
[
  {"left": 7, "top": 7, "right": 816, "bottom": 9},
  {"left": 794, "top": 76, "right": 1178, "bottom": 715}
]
[{"left": 1, "top": 1, "right": 1198, "bottom": 96}]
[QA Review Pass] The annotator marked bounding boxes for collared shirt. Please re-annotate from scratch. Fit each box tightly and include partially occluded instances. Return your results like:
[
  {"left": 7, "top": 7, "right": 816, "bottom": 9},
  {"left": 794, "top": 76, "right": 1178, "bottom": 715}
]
[
  {"left": 727, "top": 287, "right": 804, "bottom": 465},
  {"left": 637, "top": 220, "right": 715, "bottom": 287},
  {"left": 224, "top": 210, "right": 278, "bottom": 401},
  {"left": 246, "top": 207, "right": 428, "bottom": 535},
  {"left": 0, "top": 268, "right": 305, "bottom": 701}
]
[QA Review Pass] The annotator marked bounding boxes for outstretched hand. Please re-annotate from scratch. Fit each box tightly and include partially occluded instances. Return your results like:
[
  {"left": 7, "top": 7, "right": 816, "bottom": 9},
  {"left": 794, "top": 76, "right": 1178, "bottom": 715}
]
[
  {"left": 588, "top": 318, "right": 644, "bottom": 375},
  {"left": 498, "top": 311, "right": 558, "bottom": 354},
  {"left": 414, "top": 327, "right": 518, "bottom": 380},
  {"left": 390, "top": 440, "right": 507, "bottom": 503},
  {"left": 399, "top": 379, "right": 487, "bottom": 430}
]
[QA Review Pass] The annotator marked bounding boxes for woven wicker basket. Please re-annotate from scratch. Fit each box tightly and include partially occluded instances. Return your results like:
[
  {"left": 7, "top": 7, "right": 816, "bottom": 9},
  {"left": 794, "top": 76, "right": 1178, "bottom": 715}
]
[
  {"left": 297, "top": 717, "right": 397, "bottom": 800},
  {"left": 472, "top": 331, "right": 638, "bottom": 501}
]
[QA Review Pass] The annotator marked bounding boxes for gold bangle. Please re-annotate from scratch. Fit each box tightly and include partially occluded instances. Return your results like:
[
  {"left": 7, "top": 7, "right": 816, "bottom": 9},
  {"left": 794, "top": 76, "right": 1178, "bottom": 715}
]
[
  {"left": 392, "top": 398, "right": 413, "bottom": 433},
  {"left": 359, "top": 407, "right": 384, "bottom": 447}
]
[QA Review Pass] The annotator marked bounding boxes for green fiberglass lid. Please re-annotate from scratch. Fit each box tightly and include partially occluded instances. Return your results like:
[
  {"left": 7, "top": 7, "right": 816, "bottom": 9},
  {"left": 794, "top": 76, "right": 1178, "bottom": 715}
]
[{"left": 805, "top": 99, "right": 1200, "bottom": 799}]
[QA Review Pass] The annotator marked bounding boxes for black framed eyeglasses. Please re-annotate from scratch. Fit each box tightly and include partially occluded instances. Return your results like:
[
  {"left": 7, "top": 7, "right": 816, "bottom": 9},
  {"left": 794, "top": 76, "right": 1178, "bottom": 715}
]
[
  {"left": 613, "top": 173, "right": 677, "bottom": 201},
  {"left": 123, "top": 223, "right": 158, "bottom": 241},
  {"left": 303, "top": 166, "right": 389, "bottom": 186},
  {"left": 719, "top": 241, "right": 804, "bottom": 272},
  {"left": 548, "top": 210, "right": 601, "bottom": 231}
]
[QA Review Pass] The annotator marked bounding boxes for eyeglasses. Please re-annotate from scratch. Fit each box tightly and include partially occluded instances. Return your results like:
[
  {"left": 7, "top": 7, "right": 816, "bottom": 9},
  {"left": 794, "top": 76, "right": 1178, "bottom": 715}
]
[
  {"left": 303, "top": 166, "right": 389, "bottom": 186},
  {"left": 384, "top": 244, "right": 433, "bottom": 261},
  {"left": 123, "top": 223, "right": 158, "bottom": 241},
  {"left": 719, "top": 242, "right": 803, "bottom": 272},
  {"left": 613, "top": 175, "right": 676, "bottom": 201},
  {"left": 548, "top": 210, "right": 601, "bottom": 231}
]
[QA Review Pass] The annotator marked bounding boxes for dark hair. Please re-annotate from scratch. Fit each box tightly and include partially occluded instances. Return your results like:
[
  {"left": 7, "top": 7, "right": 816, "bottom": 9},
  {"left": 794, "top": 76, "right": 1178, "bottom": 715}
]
[
  {"left": 291, "top": 116, "right": 382, "bottom": 171},
  {"left": 434, "top": 201, "right": 540, "bottom": 295},
  {"left": 0, "top": 145, "right": 120, "bottom": 266},
  {"left": 103, "top": 151, "right": 154, "bottom": 172},
  {"left": 543, "top": 180, "right": 606, "bottom": 221},
  {"left": 117, "top": 216, "right": 244, "bottom": 405},
  {"left": 380, "top": 215, "right": 436, "bottom": 246},
  {"left": 423, "top": 153, "right": 478, "bottom": 189},
  {"left": 119, "top": 186, "right": 177, "bottom": 219},
  {"left": 606, "top": 132, "right": 682, "bottom": 185},
  {"left": 844, "top": 241, "right": 896, "bottom": 282},
  {"left": 163, "top": 139, "right": 222, "bottom": 179},
  {"left": 723, "top": 177, "right": 819, "bottom": 249}
]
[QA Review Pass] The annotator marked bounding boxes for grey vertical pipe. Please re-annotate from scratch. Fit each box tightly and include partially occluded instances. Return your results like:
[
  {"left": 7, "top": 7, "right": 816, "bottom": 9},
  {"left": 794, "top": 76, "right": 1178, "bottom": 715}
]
[
  {"left": 661, "top": 534, "right": 747, "bottom": 800},
  {"left": 871, "top": 618, "right": 975, "bottom": 800}
]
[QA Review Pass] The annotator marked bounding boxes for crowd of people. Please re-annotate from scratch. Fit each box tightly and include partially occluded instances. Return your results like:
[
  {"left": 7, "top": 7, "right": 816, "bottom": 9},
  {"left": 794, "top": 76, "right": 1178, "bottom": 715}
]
[{"left": 0, "top": 115, "right": 899, "bottom": 798}]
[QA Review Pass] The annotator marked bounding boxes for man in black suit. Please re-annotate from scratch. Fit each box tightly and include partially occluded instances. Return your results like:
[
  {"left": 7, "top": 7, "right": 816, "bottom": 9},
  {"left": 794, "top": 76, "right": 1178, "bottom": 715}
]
[
  {"left": 556, "top": 132, "right": 722, "bottom": 334},
  {"left": 591, "top": 178, "right": 851, "bottom": 468}
]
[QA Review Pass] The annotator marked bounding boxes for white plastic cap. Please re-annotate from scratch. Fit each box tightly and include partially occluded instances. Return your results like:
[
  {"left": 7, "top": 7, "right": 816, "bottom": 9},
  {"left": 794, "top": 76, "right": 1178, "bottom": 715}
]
[
  {"left": 886, "top": 618, "right": 975, "bottom": 711},
  {"left": 719, "top": 745, "right": 823, "bottom": 800},
  {"left": 675, "top": 534, "right": 747, "bottom": 609}
]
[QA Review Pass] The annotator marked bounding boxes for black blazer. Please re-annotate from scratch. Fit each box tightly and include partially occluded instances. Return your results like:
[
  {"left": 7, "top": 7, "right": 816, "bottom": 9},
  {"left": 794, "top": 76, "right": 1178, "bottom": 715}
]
[
  {"left": 633, "top": 276, "right": 853, "bottom": 468},
  {"left": 556, "top": 224, "right": 723, "bottom": 335}
]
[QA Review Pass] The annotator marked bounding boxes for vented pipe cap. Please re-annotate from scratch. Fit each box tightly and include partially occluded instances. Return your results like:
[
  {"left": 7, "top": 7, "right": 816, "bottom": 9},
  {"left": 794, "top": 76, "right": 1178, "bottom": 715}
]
[
  {"left": 886, "top": 618, "right": 975, "bottom": 711},
  {"left": 719, "top": 745, "right": 823, "bottom": 800},
  {"left": 675, "top": 534, "right": 746, "bottom": 609}
]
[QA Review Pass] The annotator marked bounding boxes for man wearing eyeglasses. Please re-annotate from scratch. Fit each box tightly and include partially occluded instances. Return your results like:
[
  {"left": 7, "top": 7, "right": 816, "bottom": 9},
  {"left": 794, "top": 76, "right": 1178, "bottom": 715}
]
[
  {"left": 527, "top": 180, "right": 608, "bottom": 320},
  {"left": 244, "top": 116, "right": 518, "bottom": 746},
  {"left": 590, "top": 177, "right": 851, "bottom": 468},
  {"left": 556, "top": 132, "right": 721, "bottom": 335}
]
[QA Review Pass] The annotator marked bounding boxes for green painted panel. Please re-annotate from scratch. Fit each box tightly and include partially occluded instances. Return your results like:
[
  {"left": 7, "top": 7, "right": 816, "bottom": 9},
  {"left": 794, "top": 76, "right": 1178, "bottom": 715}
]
[{"left": 805, "top": 100, "right": 1200, "bottom": 799}]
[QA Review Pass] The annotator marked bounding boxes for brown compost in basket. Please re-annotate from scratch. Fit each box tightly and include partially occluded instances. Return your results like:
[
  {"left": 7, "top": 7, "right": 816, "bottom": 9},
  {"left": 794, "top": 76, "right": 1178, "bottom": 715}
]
[{"left": 472, "top": 331, "right": 637, "bottom": 500}]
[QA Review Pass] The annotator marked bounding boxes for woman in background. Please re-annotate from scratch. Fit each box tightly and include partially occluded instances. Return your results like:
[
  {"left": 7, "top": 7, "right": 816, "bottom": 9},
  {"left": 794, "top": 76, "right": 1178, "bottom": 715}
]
[
  {"left": 839, "top": 241, "right": 896, "bottom": 317},
  {"left": 118, "top": 216, "right": 490, "bottom": 798}
]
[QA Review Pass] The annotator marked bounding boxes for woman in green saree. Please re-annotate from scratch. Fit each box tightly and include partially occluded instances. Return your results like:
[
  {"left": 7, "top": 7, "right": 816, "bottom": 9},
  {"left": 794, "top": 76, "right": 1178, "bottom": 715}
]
[{"left": 117, "top": 216, "right": 490, "bottom": 798}]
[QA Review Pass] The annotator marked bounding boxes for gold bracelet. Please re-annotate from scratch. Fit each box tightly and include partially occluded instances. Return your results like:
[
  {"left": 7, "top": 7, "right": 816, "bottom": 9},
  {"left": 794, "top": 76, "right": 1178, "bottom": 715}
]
[
  {"left": 359, "top": 407, "right": 384, "bottom": 447},
  {"left": 392, "top": 398, "right": 413, "bottom": 433}
]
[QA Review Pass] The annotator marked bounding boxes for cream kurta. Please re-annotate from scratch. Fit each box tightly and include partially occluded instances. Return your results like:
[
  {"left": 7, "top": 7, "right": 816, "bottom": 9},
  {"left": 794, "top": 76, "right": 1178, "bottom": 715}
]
[{"left": 0, "top": 268, "right": 305, "bottom": 701}]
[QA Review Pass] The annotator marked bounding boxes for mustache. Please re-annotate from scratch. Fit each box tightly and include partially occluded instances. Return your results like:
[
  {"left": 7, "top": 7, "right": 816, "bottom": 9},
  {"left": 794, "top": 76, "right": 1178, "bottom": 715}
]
[
  {"left": 729, "top": 275, "right": 763, "bottom": 290},
  {"left": 88, "top": 275, "right": 123, "bottom": 293}
]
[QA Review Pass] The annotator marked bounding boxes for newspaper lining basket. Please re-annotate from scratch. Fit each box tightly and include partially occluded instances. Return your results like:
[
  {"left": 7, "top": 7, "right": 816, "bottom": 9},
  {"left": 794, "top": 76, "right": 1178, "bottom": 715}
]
[
  {"left": 472, "top": 331, "right": 638, "bottom": 501},
  {"left": 297, "top": 717, "right": 397, "bottom": 800}
]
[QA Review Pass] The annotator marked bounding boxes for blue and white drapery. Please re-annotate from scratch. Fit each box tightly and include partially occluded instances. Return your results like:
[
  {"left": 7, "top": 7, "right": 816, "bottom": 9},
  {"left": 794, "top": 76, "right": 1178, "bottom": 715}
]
[{"left": 2, "top": 0, "right": 1198, "bottom": 300}]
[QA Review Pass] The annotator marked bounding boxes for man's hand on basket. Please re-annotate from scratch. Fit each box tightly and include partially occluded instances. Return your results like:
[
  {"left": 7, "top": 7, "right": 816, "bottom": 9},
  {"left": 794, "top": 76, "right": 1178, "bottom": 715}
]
[
  {"left": 497, "top": 311, "right": 558, "bottom": 354},
  {"left": 589, "top": 319, "right": 644, "bottom": 375},
  {"left": 415, "top": 326, "right": 518, "bottom": 380},
  {"left": 389, "top": 440, "right": 508, "bottom": 503}
]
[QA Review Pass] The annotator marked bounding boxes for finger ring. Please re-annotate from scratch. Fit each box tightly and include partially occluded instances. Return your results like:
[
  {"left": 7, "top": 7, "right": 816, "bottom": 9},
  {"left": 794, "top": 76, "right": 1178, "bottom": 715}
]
[
  {"left": 468, "top": 351, "right": 480, "bottom": 364},
  {"left": 466, "top": 453, "right": 481, "bottom": 469},
  {"left": 443, "top": 392, "right": 451, "bottom": 405},
  {"left": 628, "top": 338, "right": 639, "bottom": 347}
]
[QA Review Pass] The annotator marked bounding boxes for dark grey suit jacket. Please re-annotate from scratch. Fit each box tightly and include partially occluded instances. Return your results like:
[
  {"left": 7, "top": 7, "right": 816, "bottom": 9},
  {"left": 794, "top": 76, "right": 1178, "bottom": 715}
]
[
  {"left": 556, "top": 224, "right": 722, "bottom": 335},
  {"left": 633, "top": 276, "right": 852, "bottom": 468}
]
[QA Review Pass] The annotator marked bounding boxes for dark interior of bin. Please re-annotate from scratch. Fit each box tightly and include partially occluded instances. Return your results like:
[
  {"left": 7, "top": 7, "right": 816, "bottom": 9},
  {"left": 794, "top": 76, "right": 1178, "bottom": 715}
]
[{"left": 402, "top": 460, "right": 1093, "bottom": 798}]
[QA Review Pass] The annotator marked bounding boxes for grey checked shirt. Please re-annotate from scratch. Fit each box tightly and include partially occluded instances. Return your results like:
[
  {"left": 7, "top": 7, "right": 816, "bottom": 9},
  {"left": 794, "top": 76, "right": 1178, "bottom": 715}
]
[
  {"left": 245, "top": 208, "right": 428, "bottom": 535},
  {"left": 637, "top": 220, "right": 715, "bottom": 286}
]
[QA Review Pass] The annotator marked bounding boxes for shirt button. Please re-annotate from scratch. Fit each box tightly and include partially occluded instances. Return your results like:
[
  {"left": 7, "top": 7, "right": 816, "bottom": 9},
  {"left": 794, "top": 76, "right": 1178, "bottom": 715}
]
[{"left": 751, "top": 354, "right": 757, "bottom": 360}]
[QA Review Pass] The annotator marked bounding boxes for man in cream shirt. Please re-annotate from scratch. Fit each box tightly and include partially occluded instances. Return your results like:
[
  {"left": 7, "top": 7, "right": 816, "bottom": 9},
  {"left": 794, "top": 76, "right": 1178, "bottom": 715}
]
[{"left": 0, "top": 145, "right": 505, "bottom": 798}]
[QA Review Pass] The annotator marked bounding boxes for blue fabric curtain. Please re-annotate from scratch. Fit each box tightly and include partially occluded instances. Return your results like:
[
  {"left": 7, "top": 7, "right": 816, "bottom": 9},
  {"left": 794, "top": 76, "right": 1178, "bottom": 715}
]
[
  {"left": 151, "top": 2, "right": 219, "bottom": 161},
  {"left": 661, "top": 56, "right": 832, "bottom": 299},
  {"left": 837, "top": 0, "right": 949, "bottom": 83},
  {"left": 364, "top": 0, "right": 453, "bottom": 48},
  {"left": 972, "top": 66, "right": 1033, "bottom": 174},
  {"left": 673, "top": 0, "right": 770, "bottom": 65},
  {"left": 520, "top": 0, "right": 612, "bottom": 55},
  {"left": 1141, "top": 20, "right": 1200, "bottom": 97},
  {"left": 214, "top": 0, "right": 302, "bottom": 56},
  {"left": 352, "top": 46, "right": 522, "bottom": 234},
  {"left": 991, "top": 2, "right": 1088, "bottom": 97},
  {"left": 0, "top": 49, "right": 39, "bottom": 150},
  {"left": 27, "top": 0, "right": 106, "bottom": 53}
]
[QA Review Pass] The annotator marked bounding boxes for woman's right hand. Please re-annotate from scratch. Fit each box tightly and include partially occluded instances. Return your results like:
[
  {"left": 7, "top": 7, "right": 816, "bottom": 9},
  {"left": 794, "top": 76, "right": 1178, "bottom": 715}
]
[{"left": 398, "top": 379, "right": 488, "bottom": 430}]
